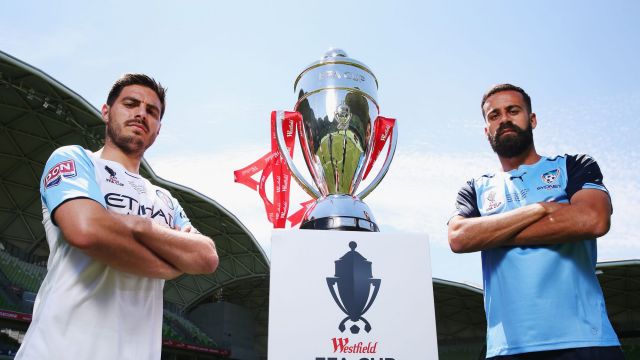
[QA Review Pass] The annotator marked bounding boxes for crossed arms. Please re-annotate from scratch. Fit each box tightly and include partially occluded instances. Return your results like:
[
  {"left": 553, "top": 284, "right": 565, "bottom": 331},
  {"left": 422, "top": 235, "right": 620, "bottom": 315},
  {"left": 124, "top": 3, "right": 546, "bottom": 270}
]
[
  {"left": 54, "top": 199, "right": 219, "bottom": 279},
  {"left": 448, "top": 189, "right": 612, "bottom": 253}
]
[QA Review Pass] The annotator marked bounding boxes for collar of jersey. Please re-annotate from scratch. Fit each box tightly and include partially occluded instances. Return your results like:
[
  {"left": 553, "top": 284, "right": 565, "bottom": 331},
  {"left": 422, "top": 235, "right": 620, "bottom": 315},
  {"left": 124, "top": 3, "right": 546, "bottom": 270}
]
[{"left": 504, "top": 155, "right": 548, "bottom": 175}]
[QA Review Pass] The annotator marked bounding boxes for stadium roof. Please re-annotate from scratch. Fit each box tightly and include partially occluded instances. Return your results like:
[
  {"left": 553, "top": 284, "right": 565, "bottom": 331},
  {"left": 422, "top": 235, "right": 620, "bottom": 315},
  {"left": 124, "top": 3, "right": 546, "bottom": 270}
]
[{"left": 0, "top": 50, "right": 269, "bottom": 320}]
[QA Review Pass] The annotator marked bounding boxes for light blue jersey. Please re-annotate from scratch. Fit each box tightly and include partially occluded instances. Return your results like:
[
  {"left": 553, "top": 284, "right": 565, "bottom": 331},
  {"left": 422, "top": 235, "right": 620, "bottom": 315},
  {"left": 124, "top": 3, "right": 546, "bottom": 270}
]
[{"left": 454, "top": 154, "right": 620, "bottom": 357}]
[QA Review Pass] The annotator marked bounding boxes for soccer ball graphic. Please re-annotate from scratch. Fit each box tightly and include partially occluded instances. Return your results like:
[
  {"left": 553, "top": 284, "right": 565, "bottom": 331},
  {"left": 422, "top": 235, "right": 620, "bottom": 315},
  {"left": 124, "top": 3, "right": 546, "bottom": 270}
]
[{"left": 542, "top": 170, "right": 558, "bottom": 184}]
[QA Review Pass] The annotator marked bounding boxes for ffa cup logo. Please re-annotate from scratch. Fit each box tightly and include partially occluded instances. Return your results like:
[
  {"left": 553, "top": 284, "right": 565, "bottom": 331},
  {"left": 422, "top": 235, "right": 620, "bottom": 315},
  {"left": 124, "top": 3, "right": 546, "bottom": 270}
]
[
  {"left": 327, "top": 242, "right": 381, "bottom": 334},
  {"left": 541, "top": 169, "right": 560, "bottom": 184},
  {"left": 484, "top": 190, "right": 503, "bottom": 212},
  {"left": 44, "top": 160, "right": 77, "bottom": 189}
]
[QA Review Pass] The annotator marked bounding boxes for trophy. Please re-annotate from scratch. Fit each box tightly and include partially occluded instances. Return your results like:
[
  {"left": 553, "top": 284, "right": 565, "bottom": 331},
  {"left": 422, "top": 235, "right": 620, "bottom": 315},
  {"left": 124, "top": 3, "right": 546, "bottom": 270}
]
[
  {"left": 326, "top": 241, "right": 381, "bottom": 333},
  {"left": 275, "top": 48, "right": 397, "bottom": 231}
]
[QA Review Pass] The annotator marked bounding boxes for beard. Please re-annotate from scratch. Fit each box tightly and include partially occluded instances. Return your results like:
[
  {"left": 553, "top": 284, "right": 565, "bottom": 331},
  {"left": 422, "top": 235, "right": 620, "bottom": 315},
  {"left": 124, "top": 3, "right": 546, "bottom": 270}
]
[
  {"left": 105, "top": 117, "right": 147, "bottom": 155},
  {"left": 487, "top": 121, "right": 534, "bottom": 158}
]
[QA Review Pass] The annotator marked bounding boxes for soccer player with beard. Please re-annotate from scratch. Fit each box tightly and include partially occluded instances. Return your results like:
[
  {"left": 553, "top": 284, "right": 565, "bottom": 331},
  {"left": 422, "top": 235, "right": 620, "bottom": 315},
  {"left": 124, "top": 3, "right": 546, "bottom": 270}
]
[
  {"left": 16, "top": 74, "right": 219, "bottom": 360},
  {"left": 447, "top": 84, "right": 623, "bottom": 359}
]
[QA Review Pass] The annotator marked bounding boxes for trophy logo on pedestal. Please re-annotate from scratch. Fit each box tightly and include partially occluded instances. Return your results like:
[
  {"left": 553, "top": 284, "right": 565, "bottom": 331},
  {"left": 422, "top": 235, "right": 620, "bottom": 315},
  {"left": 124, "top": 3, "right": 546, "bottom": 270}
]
[{"left": 327, "top": 241, "right": 381, "bottom": 333}]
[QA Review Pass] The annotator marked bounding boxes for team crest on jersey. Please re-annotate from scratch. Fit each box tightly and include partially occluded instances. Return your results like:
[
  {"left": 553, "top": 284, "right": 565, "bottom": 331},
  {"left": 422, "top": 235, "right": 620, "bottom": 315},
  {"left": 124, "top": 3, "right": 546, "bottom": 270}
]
[
  {"left": 484, "top": 190, "right": 504, "bottom": 213},
  {"left": 44, "top": 160, "right": 77, "bottom": 189},
  {"left": 156, "top": 190, "right": 174, "bottom": 210},
  {"left": 105, "top": 166, "right": 124, "bottom": 186},
  {"left": 541, "top": 169, "right": 560, "bottom": 184}
]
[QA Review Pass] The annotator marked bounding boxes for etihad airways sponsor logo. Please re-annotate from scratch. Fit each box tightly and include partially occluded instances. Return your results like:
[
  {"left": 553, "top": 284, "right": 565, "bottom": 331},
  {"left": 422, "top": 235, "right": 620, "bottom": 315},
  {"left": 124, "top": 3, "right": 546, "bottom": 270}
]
[{"left": 105, "top": 192, "right": 173, "bottom": 226}]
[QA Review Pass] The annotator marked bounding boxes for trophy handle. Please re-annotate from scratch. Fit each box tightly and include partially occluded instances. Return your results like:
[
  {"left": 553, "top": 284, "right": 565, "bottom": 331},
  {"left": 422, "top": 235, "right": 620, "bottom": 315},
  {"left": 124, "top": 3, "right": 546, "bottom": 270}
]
[
  {"left": 326, "top": 278, "right": 349, "bottom": 316},
  {"left": 275, "top": 110, "right": 322, "bottom": 199},
  {"left": 360, "top": 278, "right": 381, "bottom": 316},
  {"left": 356, "top": 121, "right": 398, "bottom": 200}
]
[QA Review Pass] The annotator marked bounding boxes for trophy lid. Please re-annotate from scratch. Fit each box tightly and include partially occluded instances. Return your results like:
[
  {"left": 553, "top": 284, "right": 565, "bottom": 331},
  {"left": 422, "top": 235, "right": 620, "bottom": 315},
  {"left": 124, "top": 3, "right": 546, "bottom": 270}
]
[
  {"left": 294, "top": 48, "right": 379, "bottom": 91},
  {"left": 334, "top": 241, "right": 372, "bottom": 278}
]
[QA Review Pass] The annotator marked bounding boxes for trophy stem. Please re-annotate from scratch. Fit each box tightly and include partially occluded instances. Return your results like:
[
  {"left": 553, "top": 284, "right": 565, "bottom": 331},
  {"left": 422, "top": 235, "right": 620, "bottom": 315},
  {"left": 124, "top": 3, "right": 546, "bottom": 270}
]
[{"left": 300, "top": 195, "right": 378, "bottom": 231}]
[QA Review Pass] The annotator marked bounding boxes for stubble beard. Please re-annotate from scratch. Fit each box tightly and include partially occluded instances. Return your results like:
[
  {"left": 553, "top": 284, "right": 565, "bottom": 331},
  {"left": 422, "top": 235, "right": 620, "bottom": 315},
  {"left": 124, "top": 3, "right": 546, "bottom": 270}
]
[
  {"left": 488, "top": 121, "right": 534, "bottom": 158},
  {"left": 106, "top": 117, "right": 147, "bottom": 156}
]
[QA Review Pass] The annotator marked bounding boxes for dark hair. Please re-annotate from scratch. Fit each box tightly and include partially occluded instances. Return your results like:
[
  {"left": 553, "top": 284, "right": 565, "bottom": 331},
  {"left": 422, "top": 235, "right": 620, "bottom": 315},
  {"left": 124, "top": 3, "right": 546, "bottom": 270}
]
[
  {"left": 481, "top": 84, "right": 531, "bottom": 117},
  {"left": 106, "top": 74, "right": 167, "bottom": 118}
]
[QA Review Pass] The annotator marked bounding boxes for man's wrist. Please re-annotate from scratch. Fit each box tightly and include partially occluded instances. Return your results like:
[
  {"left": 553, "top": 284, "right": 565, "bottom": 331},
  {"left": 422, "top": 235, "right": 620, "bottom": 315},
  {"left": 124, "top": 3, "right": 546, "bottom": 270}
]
[
  {"left": 538, "top": 201, "right": 569, "bottom": 215},
  {"left": 127, "top": 215, "right": 150, "bottom": 240}
]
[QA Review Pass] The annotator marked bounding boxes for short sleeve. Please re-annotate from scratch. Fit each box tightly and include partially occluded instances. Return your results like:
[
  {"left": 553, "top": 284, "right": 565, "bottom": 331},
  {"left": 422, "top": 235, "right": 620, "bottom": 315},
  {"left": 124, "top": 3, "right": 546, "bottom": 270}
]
[
  {"left": 565, "top": 154, "right": 608, "bottom": 199},
  {"left": 173, "top": 200, "right": 194, "bottom": 231},
  {"left": 40, "top": 146, "right": 105, "bottom": 224},
  {"left": 454, "top": 179, "right": 481, "bottom": 219}
]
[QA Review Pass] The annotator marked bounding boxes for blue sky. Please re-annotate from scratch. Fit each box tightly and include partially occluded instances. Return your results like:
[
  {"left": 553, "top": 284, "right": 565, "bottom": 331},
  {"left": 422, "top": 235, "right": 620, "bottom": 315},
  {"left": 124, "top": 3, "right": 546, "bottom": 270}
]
[{"left": 2, "top": 1, "right": 638, "bottom": 287}]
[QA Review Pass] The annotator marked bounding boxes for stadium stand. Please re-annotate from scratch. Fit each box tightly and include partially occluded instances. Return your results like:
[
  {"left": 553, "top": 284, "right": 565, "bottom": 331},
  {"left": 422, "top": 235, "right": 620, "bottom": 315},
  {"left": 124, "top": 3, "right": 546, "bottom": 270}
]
[
  {"left": 164, "top": 310, "right": 218, "bottom": 348},
  {"left": 0, "top": 251, "right": 45, "bottom": 294}
]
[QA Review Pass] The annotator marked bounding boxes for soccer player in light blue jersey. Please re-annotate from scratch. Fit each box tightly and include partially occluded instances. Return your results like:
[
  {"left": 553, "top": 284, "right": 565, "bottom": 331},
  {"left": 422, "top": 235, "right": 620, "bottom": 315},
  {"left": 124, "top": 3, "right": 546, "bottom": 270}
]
[
  {"left": 16, "top": 74, "right": 219, "bottom": 360},
  {"left": 448, "top": 84, "right": 623, "bottom": 359}
]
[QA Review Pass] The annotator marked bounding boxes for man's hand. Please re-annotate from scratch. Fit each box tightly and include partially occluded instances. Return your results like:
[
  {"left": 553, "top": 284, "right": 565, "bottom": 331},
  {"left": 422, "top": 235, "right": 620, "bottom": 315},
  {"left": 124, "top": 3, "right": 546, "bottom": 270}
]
[
  {"left": 511, "top": 189, "right": 611, "bottom": 246},
  {"left": 132, "top": 220, "right": 218, "bottom": 275},
  {"left": 175, "top": 224, "right": 198, "bottom": 234}
]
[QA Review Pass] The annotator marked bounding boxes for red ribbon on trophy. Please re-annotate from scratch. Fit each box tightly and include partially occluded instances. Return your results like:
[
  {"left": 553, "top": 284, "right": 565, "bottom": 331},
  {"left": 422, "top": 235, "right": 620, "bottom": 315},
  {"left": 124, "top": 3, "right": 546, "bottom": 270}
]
[
  {"left": 234, "top": 111, "right": 299, "bottom": 228},
  {"left": 234, "top": 113, "right": 395, "bottom": 228}
]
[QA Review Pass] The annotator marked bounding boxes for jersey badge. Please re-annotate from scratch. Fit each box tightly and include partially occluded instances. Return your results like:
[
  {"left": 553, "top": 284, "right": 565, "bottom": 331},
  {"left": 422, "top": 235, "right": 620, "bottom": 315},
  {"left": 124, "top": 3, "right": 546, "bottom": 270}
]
[
  {"left": 541, "top": 169, "right": 560, "bottom": 184},
  {"left": 156, "top": 190, "right": 174, "bottom": 210},
  {"left": 105, "top": 166, "right": 124, "bottom": 186},
  {"left": 44, "top": 160, "right": 77, "bottom": 189}
]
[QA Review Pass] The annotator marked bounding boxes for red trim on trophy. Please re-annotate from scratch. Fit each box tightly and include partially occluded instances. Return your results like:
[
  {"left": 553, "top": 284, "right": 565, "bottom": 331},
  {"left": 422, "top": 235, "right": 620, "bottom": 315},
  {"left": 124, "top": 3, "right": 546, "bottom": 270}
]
[{"left": 363, "top": 116, "right": 396, "bottom": 180}]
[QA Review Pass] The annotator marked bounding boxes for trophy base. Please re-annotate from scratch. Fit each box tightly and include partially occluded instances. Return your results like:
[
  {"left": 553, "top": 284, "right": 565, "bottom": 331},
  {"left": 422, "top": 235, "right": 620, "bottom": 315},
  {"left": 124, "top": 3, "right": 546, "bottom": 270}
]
[{"left": 299, "top": 195, "right": 379, "bottom": 232}]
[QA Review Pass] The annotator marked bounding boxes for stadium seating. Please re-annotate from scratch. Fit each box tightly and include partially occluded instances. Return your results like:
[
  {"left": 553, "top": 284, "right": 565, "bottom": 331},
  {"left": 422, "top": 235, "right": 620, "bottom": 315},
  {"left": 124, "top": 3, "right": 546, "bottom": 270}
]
[
  {"left": 163, "top": 310, "right": 218, "bottom": 347},
  {"left": 0, "top": 252, "right": 46, "bottom": 294}
]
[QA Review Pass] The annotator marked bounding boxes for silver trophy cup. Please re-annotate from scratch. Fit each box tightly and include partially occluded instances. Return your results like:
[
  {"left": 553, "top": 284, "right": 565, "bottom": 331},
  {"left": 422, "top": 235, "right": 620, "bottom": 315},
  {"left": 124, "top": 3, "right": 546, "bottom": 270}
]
[{"left": 276, "top": 49, "right": 397, "bottom": 231}]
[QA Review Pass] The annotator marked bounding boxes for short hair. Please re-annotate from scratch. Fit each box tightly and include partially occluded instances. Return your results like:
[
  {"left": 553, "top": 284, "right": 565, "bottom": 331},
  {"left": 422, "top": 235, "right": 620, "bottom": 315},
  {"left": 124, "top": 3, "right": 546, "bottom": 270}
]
[
  {"left": 106, "top": 74, "right": 167, "bottom": 118},
  {"left": 481, "top": 84, "right": 531, "bottom": 117}
]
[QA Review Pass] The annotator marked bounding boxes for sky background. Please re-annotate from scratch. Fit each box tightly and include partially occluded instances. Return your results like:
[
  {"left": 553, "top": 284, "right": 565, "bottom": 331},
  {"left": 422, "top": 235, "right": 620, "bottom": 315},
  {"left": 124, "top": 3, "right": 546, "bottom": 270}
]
[{"left": 2, "top": 1, "right": 638, "bottom": 288}]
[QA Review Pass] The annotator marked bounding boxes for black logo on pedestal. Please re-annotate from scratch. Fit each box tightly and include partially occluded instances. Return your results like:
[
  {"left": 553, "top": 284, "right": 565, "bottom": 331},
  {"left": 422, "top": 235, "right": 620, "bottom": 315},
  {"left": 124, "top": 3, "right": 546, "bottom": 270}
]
[{"left": 327, "top": 241, "right": 381, "bottom": 334}]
